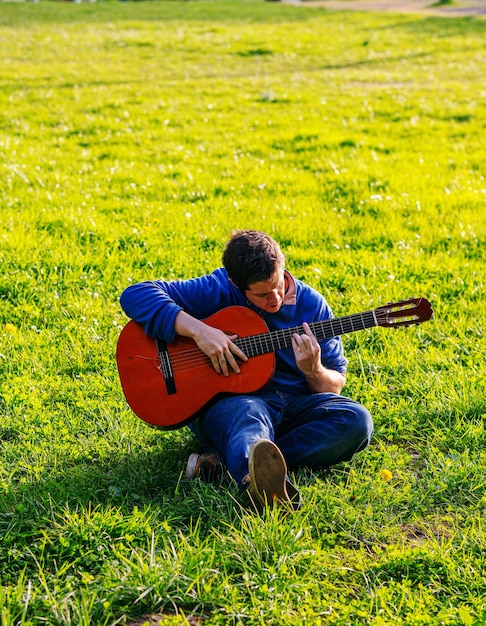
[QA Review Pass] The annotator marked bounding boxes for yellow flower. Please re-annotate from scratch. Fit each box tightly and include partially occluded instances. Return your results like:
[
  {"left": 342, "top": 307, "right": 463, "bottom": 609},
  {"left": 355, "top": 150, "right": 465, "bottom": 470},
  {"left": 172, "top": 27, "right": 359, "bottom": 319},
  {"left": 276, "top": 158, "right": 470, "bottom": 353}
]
[
  {"left": 380, "top": 469, "right": 393, "bottom": 482},
  {"left": 4, "top": 323, "right": 16, "bottom": 333}
]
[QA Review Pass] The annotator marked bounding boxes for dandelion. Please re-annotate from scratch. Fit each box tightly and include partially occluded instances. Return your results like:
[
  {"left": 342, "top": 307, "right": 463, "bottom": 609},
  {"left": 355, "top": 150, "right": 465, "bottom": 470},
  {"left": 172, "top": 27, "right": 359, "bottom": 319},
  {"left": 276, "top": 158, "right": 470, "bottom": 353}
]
[
  {"left": 380, "top": 469, "right": 393, "bottom": 482},
  {"left": 4, "top": 323, "right": 16, "bottom": 333}
]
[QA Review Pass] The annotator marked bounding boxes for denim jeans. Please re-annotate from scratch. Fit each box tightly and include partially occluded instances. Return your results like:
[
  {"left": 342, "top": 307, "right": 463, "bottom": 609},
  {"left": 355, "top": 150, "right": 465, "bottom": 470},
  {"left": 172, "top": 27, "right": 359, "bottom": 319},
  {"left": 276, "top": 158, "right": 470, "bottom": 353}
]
[{"left": 190, "top": 390, "right": 373, "bottom": 487}]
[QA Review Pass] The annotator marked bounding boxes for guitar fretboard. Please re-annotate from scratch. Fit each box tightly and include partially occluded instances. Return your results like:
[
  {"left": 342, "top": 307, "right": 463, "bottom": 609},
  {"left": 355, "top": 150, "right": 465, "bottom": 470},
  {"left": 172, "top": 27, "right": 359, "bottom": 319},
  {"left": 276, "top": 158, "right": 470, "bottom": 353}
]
[{"left": 234, "top": 310, "right": 377, "bottom": 358}]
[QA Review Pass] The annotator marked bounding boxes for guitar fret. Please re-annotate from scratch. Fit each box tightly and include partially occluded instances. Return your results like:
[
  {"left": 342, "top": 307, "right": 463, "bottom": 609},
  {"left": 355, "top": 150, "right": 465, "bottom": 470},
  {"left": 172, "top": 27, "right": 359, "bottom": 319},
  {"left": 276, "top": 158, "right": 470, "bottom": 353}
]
[
  {"left": 251, "top": 336, "right": 260, "bottom": 357},
  {"left": 262, "top": 334, "right": 271, "bottom": 353},
  {"left": 363, "top": 310, "right": 375, "bottom": 328},
  {"left": 335, "top": 318, "right": 345, "bottom": 335},
  {"left": 236, "top": 309, "right": 381, "bottom": 359},
  {"left": 342, "top": 317, "right": 353, "bottom": 332},
  {"left": 322, "top": 319, "right": 332, "bottom": 339},
  {"left": 285, "top": 328, "right": 294, "bottom": 348},
  {"left": 258, "top": 333, "right": 266, "bottom": 354},
  {"left": 349, "top": 314, "right": 360, "bottom": 331}
]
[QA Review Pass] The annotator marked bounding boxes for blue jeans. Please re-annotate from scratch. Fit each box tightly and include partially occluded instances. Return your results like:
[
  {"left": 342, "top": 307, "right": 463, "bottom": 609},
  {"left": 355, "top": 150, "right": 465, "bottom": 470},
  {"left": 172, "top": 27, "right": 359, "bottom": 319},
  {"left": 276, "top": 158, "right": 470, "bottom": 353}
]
[{"left": 190, "top": 390, "right": 373, "bottom": 487}]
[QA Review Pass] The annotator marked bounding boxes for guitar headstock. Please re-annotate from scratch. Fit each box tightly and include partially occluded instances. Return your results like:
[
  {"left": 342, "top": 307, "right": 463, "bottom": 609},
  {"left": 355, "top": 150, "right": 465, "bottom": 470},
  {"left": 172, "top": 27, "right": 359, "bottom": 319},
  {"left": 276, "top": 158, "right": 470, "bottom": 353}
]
[{"left": 375, "top": 298, "right": 433, "bottom": 328}]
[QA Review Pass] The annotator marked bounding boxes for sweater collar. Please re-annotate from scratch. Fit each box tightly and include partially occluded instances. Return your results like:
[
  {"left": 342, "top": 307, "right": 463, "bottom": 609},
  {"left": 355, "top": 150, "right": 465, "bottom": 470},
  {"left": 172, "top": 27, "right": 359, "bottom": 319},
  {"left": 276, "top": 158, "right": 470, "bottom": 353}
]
[{"left": 282, "top": 270, "right": 296, "bottom": 305}]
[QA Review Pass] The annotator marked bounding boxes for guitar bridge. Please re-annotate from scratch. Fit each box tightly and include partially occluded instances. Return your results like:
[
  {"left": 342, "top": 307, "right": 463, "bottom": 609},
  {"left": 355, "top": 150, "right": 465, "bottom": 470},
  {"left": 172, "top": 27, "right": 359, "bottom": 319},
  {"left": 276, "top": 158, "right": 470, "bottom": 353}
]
[{"left": 156, "top": 338, "right": 177, "bottom": 395}]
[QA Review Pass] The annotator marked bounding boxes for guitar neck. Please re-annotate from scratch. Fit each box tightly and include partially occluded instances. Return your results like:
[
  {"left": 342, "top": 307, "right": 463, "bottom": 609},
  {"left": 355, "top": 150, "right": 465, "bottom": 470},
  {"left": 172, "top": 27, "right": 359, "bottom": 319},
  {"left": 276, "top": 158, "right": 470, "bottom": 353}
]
[{"left": 234, "top": 309, "right": 377, "bottom": 358}]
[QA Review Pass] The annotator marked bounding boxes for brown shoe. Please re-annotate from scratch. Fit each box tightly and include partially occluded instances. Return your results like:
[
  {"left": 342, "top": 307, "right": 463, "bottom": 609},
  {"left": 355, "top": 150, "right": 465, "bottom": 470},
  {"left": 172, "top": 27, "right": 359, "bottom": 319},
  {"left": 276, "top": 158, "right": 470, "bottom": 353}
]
[
  {"left": 185, "top": 453, "right": 223, "bottom": 481},
  {"left": 248, "top": 439, "right": 301, "bottom": 511}
]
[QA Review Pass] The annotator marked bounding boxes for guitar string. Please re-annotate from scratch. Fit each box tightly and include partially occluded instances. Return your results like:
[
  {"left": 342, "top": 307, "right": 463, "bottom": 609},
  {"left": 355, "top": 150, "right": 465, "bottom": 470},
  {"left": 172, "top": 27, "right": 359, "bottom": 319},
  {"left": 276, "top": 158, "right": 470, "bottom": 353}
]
[
  {"left": 160, "top": 310, "right": 379, "bottom": 373},
  {"left": 155, "top": 305, "right": 426, "bottom": 375},
  {"left": 151, "top": 303, "right": 426, "bottom": 376}
]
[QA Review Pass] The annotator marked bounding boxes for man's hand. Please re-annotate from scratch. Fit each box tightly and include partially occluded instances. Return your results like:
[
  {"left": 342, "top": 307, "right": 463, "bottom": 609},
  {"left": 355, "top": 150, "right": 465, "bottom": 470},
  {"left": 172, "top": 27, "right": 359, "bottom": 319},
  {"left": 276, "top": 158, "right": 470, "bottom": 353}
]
[
  {"left": 174, "top": 311, "right": 248, "bottom": 376},
  {"left": 292, "top": 322, "right": 346, "bottom": 394},
  {"left": 292, "top": 322, "right": 322, "bottom": 377},
  {"left": 193, "top": 325, "right": 248, "bottom": 376}
]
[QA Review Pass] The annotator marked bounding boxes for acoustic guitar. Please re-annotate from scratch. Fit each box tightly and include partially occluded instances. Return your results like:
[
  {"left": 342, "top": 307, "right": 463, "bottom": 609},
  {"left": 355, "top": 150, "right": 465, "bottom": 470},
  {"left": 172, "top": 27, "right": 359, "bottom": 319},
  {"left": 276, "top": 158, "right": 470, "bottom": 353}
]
[{"left": 116, "top": 298, "right": 433, "bottom": 429}]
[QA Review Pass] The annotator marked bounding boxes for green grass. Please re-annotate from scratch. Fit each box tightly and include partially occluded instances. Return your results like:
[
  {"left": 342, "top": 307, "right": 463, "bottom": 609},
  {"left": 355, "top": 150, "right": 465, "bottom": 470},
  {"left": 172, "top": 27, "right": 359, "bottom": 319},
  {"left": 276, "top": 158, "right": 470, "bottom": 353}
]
[{"left": 0, "top": 0, "right": 485, "bottom": 623}]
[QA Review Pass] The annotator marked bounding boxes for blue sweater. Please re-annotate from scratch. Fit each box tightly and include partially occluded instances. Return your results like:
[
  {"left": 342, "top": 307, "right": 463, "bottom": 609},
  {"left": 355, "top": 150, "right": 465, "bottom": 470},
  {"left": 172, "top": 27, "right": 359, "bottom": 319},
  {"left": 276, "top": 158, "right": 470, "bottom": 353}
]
[{"left": 120, "top": 268, "right": 347, "bottom": 394}]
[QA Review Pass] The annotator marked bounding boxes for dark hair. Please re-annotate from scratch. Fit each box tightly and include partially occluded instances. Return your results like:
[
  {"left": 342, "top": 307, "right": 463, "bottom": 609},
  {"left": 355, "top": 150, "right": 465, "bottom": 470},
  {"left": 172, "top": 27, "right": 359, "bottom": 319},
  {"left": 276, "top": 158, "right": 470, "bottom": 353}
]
[{"left": 222, "top": 230, "right": 285, "bottom": 291}]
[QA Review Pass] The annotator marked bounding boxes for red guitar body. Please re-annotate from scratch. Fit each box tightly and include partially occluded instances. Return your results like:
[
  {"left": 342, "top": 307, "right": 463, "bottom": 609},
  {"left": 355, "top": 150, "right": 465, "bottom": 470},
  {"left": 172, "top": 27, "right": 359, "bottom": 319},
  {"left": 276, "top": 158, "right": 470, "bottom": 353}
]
[{"left": 116, "top": 306, "right": 275, "bottom": 429}]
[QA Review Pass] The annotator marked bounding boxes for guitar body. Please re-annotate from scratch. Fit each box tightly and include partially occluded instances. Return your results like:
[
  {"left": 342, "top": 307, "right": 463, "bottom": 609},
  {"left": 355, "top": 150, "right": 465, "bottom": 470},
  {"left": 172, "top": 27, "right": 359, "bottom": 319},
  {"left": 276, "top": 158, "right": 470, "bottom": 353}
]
[
  {"left": 117, "top": 297, "right": 433, "bottom": 430},
  {"left": 116, "top": 306, "right": 275, "bottom": 429}
]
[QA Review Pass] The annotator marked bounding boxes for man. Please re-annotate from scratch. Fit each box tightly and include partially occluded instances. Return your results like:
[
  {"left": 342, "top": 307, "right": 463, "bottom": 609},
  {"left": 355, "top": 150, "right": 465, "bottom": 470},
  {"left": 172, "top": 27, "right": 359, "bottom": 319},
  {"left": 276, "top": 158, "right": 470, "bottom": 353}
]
[{"left": 120, "top": 230, "right": 373, "bottom": 511}]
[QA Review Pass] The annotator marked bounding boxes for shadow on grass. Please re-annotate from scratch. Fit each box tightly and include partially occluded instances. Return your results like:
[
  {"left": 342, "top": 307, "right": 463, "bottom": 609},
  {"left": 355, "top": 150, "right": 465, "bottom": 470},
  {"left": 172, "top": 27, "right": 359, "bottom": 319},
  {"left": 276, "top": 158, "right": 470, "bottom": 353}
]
[
  {"left": 369, "top": 14, "right": 486, "bottom": 32},
  {"left": 0, "top": 432, "right": 337, "bottom": 540},
  {"left": 2, "top": 439, "right": 235, "bottom": 514},
  {"left": 0, "top": 439, "right": 245, "bottom": 579},
  {"left": 0, "top": 0, "right": 319, "bottom": 28},
  {"left": 1, "top": 1, "right": 484, "bottom": 32},
  {"left": 0, "top": 49, "right": 439, "bottom": 94}
]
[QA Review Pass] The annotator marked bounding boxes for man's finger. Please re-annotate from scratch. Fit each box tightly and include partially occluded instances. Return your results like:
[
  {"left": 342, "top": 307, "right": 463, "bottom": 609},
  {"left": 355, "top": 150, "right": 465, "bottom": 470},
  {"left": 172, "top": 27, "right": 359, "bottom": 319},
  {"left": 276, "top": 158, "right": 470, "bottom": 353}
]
[{"left": 224, "top": 352, "right": 240, "bottom": 374}]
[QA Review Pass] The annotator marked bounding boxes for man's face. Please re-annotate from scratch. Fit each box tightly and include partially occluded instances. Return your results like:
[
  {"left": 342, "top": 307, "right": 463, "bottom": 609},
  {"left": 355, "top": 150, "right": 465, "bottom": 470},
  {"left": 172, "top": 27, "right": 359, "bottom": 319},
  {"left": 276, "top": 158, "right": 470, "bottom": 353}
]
[{"left": 244, "top": 267, "right": 286, "bottom": 314}]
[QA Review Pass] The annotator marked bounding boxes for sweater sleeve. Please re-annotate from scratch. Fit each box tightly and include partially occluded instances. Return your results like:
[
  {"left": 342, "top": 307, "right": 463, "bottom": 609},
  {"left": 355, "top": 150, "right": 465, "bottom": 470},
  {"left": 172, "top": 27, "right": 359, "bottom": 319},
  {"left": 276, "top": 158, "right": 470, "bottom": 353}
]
[
  {"left": 119, "top": 269, "right": 239, "bottom": 342},
  {"left": 119, "top": 281, "right": 184, "bottom": 342}
]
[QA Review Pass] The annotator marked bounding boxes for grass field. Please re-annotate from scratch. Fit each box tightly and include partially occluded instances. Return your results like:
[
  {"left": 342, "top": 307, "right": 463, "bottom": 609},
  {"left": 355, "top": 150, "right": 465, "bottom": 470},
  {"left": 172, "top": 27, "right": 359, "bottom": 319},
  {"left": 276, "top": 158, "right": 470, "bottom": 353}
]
[{"left": 0, "top": 0, "right": 485, "bottom": 623}]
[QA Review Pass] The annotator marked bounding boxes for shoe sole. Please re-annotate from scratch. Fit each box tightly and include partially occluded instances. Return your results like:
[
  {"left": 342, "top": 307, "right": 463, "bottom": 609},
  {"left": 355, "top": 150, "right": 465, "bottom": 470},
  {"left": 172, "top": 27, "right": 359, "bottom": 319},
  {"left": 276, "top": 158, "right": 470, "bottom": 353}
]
[
  {"left": 248, "top": 439, "right": 290, "bottom": 507},
  {"left": 185, "top": 453, "right": 200, "bottom": 479}
]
